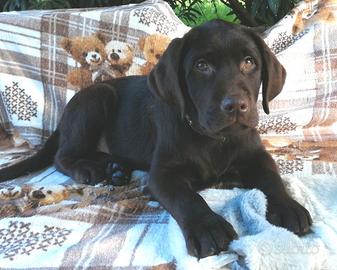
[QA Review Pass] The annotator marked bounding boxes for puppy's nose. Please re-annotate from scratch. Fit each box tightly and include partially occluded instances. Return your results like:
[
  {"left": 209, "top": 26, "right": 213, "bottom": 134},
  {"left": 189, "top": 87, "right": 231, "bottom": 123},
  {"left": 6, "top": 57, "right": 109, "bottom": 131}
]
[
  {"left": 221, "top": 98, "right": 248, "bottom": 113},
  {"left": 110, "top": 52, "right": 120, "bottom": 61}
]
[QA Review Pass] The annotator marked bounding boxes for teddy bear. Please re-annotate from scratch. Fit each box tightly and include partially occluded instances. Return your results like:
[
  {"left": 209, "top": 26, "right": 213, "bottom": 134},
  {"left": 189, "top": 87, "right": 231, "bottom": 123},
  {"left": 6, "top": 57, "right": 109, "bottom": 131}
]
[
  {"left": 138, "top": 34, "right": 171, "bottom": 75},
  {"left": 60, "top": 33, "right": 107, "bottom": 89},
  {"left": 103, "top": 40, "right": 134, "bottom": 79},
  {"left": 292, "top": 0, "right": 336, "bottom": 35},
  {"left": 0, "top": 184, "right": 84, "bottom": 205},
  {"left": 0, "top": 184, "right": 114, "bottom": 217}
]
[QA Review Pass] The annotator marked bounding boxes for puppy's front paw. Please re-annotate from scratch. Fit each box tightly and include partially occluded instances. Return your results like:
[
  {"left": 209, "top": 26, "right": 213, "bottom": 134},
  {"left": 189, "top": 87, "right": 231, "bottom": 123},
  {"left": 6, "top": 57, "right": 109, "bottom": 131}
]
[
  {"left": 182, "top": 213, "right": 237, "bottom": 259},
  {"left": 72, "top": 160, "right": 107, "bottom": 185},
  {"left": 267, "top": 197, "right": 313, "bottom": 235}
]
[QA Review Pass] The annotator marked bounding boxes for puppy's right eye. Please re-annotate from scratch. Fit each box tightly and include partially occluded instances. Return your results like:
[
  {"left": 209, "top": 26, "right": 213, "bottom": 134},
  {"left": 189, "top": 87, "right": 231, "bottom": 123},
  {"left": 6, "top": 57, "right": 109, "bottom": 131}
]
[
  {"left": 240, "top": 56, "right": 256, "bottom": 73},
  {"left": 82, "top": 52, "right": 88, "bottom": 57},
  {"left": 194, "top": 59, "right": 211, "bottom": 73}
]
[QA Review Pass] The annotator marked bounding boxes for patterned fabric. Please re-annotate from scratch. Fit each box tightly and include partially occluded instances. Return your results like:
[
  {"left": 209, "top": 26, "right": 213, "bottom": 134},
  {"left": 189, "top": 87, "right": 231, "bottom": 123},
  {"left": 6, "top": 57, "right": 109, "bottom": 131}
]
[
  {"left": 0, "top": 160, "right": 336, "bottom": 269},
  {"left": 260, "top": 0, "right": 337, "bottom": 143},
  {"left": 0, "top": 170, "right": 173, "bottom": 269},
  {"left": 0, "top": 0, "right": 189, "bottom": 146},
  {"left": 1, "top": 0, "right": 337, "bottom": 269}
]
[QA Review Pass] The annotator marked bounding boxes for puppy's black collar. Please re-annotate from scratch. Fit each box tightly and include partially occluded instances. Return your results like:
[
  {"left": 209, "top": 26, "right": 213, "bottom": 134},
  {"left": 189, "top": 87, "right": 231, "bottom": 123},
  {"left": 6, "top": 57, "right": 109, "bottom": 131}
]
[{"left": 185, "top": 114, "right": 226, "bottom": 143}]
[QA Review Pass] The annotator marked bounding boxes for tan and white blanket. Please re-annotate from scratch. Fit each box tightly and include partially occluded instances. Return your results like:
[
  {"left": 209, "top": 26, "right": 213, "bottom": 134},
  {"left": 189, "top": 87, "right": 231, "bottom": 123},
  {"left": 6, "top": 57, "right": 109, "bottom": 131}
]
[{"left": 1, "top": 0, "right": 337, "bottom": 269}]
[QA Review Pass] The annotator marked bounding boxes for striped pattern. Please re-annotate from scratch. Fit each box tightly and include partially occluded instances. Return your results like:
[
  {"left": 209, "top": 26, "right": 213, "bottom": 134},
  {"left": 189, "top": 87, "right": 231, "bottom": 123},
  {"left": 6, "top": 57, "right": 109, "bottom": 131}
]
[
  {"left": 0, "top": 156, "right": 336, "bottom": 269},
  {"left": 260, "top": 0, "right": 337, "bottom": 144}
]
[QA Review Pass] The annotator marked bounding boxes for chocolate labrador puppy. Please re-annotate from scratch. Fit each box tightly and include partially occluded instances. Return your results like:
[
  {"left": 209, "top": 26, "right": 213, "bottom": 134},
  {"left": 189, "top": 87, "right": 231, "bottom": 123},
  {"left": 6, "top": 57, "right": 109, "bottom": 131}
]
[{"left": 0, "top": 20, "right": 312, "bottom": 258}]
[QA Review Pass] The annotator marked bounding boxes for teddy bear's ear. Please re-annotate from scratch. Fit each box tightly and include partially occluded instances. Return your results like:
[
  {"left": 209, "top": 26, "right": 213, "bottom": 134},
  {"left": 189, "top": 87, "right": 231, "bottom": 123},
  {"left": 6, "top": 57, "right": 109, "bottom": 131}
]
[
  {"left": 138, "top": 37, "right": 146, "bottom": 51},
  {"left": 60, "top": 37, "right": 72, "bottom": 53},
  {"left": 95, "top": 32, "right": 107, "bottom": 44},
  {"left": 127, "top": 44, "right": 134, "bottom": 52}
]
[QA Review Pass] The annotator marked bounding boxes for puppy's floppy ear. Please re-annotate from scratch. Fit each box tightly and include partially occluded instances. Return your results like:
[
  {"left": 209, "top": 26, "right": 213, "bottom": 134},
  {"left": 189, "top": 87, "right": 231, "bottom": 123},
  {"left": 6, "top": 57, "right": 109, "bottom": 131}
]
[
  {"left": 252, "top": 33, "right": 287, "bottom": 114},
  {"left": 147, "top": 37, "right": 185, "bottom": 118}
]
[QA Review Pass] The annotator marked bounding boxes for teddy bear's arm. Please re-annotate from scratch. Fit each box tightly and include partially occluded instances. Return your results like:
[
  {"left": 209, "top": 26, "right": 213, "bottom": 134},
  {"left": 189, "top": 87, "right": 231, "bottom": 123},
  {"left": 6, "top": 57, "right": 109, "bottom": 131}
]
[{"left": 67, "top": 68, "right": 93, "bottom": 89}]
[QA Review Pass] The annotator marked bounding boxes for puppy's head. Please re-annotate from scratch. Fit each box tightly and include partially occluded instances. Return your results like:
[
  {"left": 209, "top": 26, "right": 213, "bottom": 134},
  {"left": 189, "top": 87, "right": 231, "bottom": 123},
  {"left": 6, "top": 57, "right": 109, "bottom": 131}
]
[{"left": 148, "top": 20, "right": 286, "bottom": 136}]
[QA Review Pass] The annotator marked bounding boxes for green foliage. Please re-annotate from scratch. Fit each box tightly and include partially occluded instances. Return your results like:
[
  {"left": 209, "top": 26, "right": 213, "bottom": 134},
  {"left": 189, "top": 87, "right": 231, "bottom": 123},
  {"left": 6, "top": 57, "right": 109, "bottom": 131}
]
[
  {"left": 171, "top": 0, "right": 300, "bottom": 27},
  {"left": 2, "top": 0, "right": 69, "bottom": 10},
  {"left": 0, "top": 0, "right": 143, "bottom": 11},
  {"left": 242, "top": 0, "right": 300, "bottom": 25},
  {"left": 172, "top": 0, "right": 237, "bottom": 27},
  {"left": 31, "top": 0, "right": 71, "bottom": 9},
  {"left": 0, "top": 0, "right": 300, "bottom": 27}
]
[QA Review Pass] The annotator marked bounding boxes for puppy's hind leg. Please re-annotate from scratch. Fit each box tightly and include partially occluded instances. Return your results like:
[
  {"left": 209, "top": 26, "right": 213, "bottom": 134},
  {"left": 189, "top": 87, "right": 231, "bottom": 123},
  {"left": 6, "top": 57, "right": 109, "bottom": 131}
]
[
  {"left": 54, "top": 84, "right": 117, "bottom": 185},
  {"left": 89, "top": 152, "right": 133, "bottom": 186}
]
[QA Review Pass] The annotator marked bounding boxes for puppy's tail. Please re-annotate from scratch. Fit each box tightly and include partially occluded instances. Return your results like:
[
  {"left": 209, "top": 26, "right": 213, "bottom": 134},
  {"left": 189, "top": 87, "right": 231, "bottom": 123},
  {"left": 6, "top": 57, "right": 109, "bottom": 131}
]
[{"left": 0, "top": 129, "right": 59, "bottom": 182}]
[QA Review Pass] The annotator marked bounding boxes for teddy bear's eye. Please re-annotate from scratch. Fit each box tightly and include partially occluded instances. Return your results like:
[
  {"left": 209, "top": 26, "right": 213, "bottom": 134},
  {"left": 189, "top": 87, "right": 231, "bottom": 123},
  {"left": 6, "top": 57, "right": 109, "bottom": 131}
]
[
  {"left": 83, "top": 52, "right": 88, "bottom": 57},
  {"left": 112, "top": 49, "right": 115, "bottom": 53},
  {"left": 95, "top": 48, "right": 99, "bottom": 53},
  {"left": 118, "top": 49, "right": 122, "bottom": 53},
  {"left": 150, "top": 49, "right": 154, "bottom": 54}
]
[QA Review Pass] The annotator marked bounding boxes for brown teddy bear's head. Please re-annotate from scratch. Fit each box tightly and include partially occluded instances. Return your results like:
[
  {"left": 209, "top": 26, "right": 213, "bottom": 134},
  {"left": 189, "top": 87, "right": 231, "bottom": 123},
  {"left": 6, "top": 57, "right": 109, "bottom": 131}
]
[
  {"left": 61, "top": 33, "right": 107, "bottom": 67},
  {"left": 105, "top": 40, "right": 134, "bottom": 67},
  {"left": 27, "top": 185, "right": 70, "bottom": 205},
  {"left": 138, "top": 34, "right": 171, "bottom": 65}
]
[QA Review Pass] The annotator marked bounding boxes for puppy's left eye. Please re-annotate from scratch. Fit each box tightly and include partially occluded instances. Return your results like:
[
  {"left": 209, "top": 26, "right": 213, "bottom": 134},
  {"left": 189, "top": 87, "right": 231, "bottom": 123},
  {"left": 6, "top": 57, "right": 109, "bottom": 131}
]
[
  {"left": 95, "top": 48, "right": 99, "bottom": 53},
  {"left": 240, "top": 56, "right": 256, "bottom": 73},
  {"left": 194, "top": 59, "right": 211, "bottom": 73}
]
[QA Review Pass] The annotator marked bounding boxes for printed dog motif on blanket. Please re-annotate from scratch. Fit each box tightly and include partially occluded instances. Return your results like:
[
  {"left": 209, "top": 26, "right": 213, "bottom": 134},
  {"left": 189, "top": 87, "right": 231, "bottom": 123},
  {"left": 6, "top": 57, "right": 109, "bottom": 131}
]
[
  {"left": 104, "top": 40, "right": 134, "bottom": 79},
  {"left": 0, "top": 184, "right": 85, "bottom": 217},
  {"left": 61, "top": 32, "right": 173, "bottom": 86},
  {"left": 61, "top": 33, "right": 136, "bottom": 88},
  {"left": 60, "top": 33, "right": 107, "bottom": 89},
  {"left": 138, "top": 34, "right": 171, "bottom": 75},
  {"left": 292, "top": 0, "right": 337, "bottom": 34}
]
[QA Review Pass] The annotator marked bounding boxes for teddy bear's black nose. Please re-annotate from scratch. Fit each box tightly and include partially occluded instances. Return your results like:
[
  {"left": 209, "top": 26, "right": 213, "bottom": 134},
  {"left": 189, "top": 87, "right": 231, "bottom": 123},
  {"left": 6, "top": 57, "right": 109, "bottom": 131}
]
[
  {"left": 110, "top": 53, "right": 120, "bottom": 61},
  {"left": 32, "top": 190, "right": 46, "bottom": 199}
]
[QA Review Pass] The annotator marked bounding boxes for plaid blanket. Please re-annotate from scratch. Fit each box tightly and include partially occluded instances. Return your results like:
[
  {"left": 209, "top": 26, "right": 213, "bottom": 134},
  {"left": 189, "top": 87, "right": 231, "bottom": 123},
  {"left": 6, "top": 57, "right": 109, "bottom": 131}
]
[
  {"left": 0, "top": 0, "right": 189, "bottom": 146},
  {"left": 0, "top": 0, "right": 337, "bottom": 269},
  {"left": 258, "top": 0, "right": 337, "bottom": 144}
]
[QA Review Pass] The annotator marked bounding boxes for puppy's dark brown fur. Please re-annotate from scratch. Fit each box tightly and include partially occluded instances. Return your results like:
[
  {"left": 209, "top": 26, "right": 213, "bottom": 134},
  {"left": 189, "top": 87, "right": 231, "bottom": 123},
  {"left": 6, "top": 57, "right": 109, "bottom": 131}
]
[{"left": 0, "top": 20, "right": 312, "bottom": 258}]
